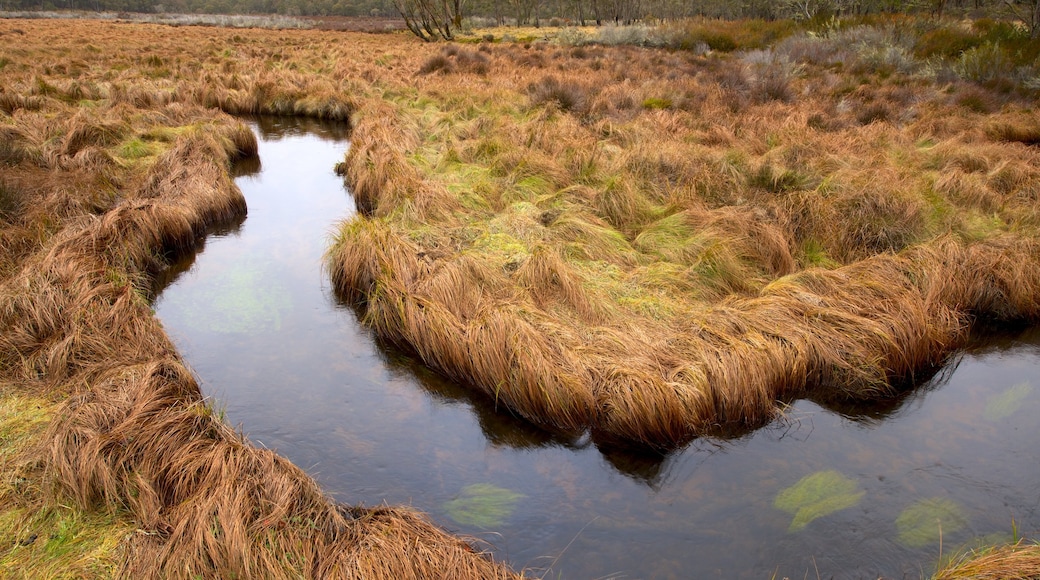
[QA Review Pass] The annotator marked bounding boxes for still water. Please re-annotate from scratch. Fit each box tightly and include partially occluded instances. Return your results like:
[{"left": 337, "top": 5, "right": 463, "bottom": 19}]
[{"left": 153, "top": 116, "right": 1040, "bottom": 579}]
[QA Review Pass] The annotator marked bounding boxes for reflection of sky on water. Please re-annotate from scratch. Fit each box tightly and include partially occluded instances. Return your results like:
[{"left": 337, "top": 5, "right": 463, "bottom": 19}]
[{"left": 153, "top": 117, "right": 1040, "bottom": 580}]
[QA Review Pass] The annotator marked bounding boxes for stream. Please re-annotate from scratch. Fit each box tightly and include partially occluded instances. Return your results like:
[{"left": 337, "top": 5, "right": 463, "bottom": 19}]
[{"left": 152, "top": 116, "right": 1040, "bottom": 579}]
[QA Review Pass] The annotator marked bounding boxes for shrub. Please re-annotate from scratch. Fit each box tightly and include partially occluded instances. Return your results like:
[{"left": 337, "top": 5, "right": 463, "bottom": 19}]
[
  {"left": 555, "top": 27, "right": 589, "bottom": 46},
  {"left": 594, "top": 24, "right": 656, "bottom": 47},
  {"left": 914, "top": 26, "right": 980, "bottom": 60},
  {"left": 956, "top": 42, "right": 1013, "bottom": 84},
  {"left": 741, "top": 49, "right": 800, "bottom": 102}
]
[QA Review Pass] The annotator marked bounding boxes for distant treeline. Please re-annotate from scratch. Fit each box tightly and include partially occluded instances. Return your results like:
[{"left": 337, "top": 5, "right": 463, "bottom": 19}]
[
  {"left": 0, "top": 0, "right": 397, "bottom": 17},
  {"left": 0, "top": 0, "right": 1031, "bottom": 26}
]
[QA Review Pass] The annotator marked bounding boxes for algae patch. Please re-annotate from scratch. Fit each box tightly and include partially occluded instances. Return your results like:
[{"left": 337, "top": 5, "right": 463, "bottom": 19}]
[
  {"left": 983, "top": 382, "right": 1033, "bottom": 421},
  {"left": 774, "top": 470, "right": 865, "bottom": 532},
  {"left": 163, "top": 260, "right": 292, "bottom": 334},
  {"left": 896, "top": 498, "right": 967, "bottom": 548},
  {"left": 444, "top": 483, "right": 523, "bottom": 528}
]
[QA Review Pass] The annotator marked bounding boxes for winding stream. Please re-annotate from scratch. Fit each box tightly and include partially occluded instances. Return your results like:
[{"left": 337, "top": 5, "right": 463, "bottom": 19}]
[{"left": 152, "top": 116, "right": 1040, "bottom": 579}]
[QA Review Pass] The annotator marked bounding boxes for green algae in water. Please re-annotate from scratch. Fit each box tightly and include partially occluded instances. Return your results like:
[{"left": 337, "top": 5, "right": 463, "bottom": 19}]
[
  {"left": 984, "top": 382, "right": 1034, "bottom": 421},
  {"left": 167, "top": 261, "right": 292, "bottom": 334},
  {"left": 774, "top": 470, "right": 865, "bottom": 532},
  {"left": 896, "top": 498, "right": 967, "bottom": 548},
  {"left": 444, "top": 484, "right": 523, "bottom": 528}
]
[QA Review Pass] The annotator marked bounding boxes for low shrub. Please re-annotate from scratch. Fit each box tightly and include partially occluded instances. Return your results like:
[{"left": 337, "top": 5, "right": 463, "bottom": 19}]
[{"left": 956, "top": 42, "right": 1013, "bottom": 84}]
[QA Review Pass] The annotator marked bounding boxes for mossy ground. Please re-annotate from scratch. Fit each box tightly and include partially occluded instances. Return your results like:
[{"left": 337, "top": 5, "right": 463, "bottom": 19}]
[{"left": 0, "top": 388, "right": 132, "bottom": 577}]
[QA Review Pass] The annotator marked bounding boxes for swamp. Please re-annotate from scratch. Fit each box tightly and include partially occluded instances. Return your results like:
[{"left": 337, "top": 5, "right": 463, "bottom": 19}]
[{"left": 1, "top": 13, "right": 1040, "bottom": 579}]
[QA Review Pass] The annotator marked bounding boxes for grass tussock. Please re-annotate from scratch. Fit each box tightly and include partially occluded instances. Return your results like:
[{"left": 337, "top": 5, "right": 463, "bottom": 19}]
[
  {"left": 326, "top": 17, "right": 1040, "bottom": 449},
  {"left": 933, "top": 540, "right": 1040, "bottom": 580},
  {"left": 0, "top": 18, "right": 518, "bottom": 578}
]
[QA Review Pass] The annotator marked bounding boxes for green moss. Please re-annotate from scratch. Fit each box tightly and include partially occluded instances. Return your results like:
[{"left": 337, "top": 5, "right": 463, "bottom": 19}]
[
  {"left": 642, "top": 97, "right": 673, "bottom": 110},
  {"left": 0, "top": 391, "right": 130, "bottom": 576},
  {"left": 983, "top": 382, "right": 1033, "bottom": 421},
  {"left": 0, "top": 393, "right": 51, "bottom": 460},
  {"left": 117, "top": 137, "right": 154, "bottom": 160},
  {"left": 896, "top": 498, "right": 966, "bottom": 548},
  {"left": 443, "top": 483, "right": 523, "bottom": 528},
  {"left": 956, "top": 212, "right": 1006, "bottom": 243},
  {"left": 0, "top": 505, "right": 130, "bottom": 578},
  {"left": 471, "top": 232, "right": 529, "bottom": 267},
  {"left": 774, "top": 470, "right": 865, "bottom": 532}
]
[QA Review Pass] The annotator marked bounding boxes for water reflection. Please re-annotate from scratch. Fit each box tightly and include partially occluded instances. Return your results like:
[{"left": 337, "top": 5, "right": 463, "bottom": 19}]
[
  {"left": 151, "top": 116, "right": 1040, "bottom": 580},
  {"left": 251, "top": 114, "right": 352, "bottom": 141}
]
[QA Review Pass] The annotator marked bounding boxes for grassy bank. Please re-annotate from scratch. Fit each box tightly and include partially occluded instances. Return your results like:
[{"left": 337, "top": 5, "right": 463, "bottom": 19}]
[
  {"left": 3, "top": 14, "right": 1038, "bottom": 578},
  {"left": 329, "top": 18, "right": 1040, "bottom": 448},
  {"left": 0, "top": 19, "right": 516, "bottom": 578}
]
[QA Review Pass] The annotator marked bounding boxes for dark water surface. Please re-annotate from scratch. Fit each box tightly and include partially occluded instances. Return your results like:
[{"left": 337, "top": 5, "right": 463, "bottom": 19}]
[{"left": 153, "top": 117, "right": 1040, "bottom": 579}]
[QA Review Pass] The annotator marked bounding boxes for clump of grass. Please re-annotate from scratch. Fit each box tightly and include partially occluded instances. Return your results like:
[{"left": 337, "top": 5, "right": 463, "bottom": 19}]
[
  {"left": 933, "top": 540, "right": 1040, "bottom": 580},
  {"left": 856, "top": 102, "right": 890, "bottom": 125},
  {"left": 986, "top": 119, "right": 1040, "bottom": 146},
  {"left": 419, "top": 53, "right": 454, "bottom": 74},
  {"left": 527, "top": 75, "right": 589, "bottom": 114}
]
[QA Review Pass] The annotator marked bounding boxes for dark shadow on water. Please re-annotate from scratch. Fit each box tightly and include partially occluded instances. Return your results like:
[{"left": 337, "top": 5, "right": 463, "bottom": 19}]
[
  {"left": 232, "top": 154, "right": 262, "bottom": 178},
  {"left": 332, "top": 279, "right": 1040, "bottom": 486},
  {"left": 148, "top": 211, "right": 247, "bottom": 301},
  {"left": 342, "top": 297, "right": 591, "bottom": 452},
  {"left": 247, "top": 114, "right": 352, "bottom": 142}
]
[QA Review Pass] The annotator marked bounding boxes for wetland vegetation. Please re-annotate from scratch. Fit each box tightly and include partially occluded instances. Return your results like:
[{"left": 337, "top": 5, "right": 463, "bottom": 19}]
[{"left": 2, "top": 11, "right": 1040, "bottom": 579}]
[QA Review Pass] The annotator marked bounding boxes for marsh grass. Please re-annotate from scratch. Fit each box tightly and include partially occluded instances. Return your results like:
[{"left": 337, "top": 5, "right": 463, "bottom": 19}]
[
  {"left": 5, "top": 13, "right": 1040, "bottom": 578},
  {"left": 0, "top": 18, "right": 518, "bottom": 579},
  {"left": 328, "top": 16, "right": 1040, "bottom": 450},
  {"left": 933, "top": 540, "right": 1040, "bottom": 579}
]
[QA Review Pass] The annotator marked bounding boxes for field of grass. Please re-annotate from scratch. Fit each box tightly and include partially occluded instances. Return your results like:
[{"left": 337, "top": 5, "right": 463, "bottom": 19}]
[
  {"left": 2, "top": 13, "right": 1040, "bottom": 578},
  {"left": 0, "top": 18, "right": 516, "bottom": 579},
  {"left": 329, "top": 18, "right": 1040, "bottom": 448}
]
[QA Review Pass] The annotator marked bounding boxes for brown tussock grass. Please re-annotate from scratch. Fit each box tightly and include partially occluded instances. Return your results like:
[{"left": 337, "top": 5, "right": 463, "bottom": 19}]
[
  {"left": 1, "top": 18, "right": 518, "bottom": 579},
  {"left": 327, "top": 27, "right": 1040, "bottom": 449},
  {"left": 933, "top": 540, "right": 1040, "bottom": 580}
]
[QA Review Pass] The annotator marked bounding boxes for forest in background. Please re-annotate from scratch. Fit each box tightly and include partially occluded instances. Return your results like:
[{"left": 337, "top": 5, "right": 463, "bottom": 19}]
[{"left": 1, "top": 0, "right": 1035, "bottom": 29}]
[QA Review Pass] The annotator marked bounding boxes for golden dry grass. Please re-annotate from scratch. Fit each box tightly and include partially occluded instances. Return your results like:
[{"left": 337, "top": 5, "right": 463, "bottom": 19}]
[
  {"left": 933, "top": 540, "right": 1040, "bottom": 580},
  {"left": 325, "top": 28, "right": 1040, "bottom": 449},
  {"left": 0, "top": 18, "right": 518, "bottom": 579},
  {"left": 3, "top": 15, "right": 1039, "bottom": 579}
]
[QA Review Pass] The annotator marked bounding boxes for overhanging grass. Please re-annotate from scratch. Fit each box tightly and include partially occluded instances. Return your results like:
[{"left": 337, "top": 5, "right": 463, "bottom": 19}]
[{"left": 328, "top": 18, "right": 1040, "bottom": 449}]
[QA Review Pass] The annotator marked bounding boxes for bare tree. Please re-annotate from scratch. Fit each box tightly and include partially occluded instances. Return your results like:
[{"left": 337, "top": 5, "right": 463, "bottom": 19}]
[
  {"left": 1004, "top": 0, "right": 1040, "bottom": 38},
  {"left": 394, "top": 0, "right": 461, "bottom": 40}
]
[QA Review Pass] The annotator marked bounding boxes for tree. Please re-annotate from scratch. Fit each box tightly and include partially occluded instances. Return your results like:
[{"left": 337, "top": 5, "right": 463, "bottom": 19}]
[
  {"left": 394, "top": 0, "right": 462, "bottom": 40},
  {"left": 1004, "top": 0, "right": 1040, "bottom": 38}
]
